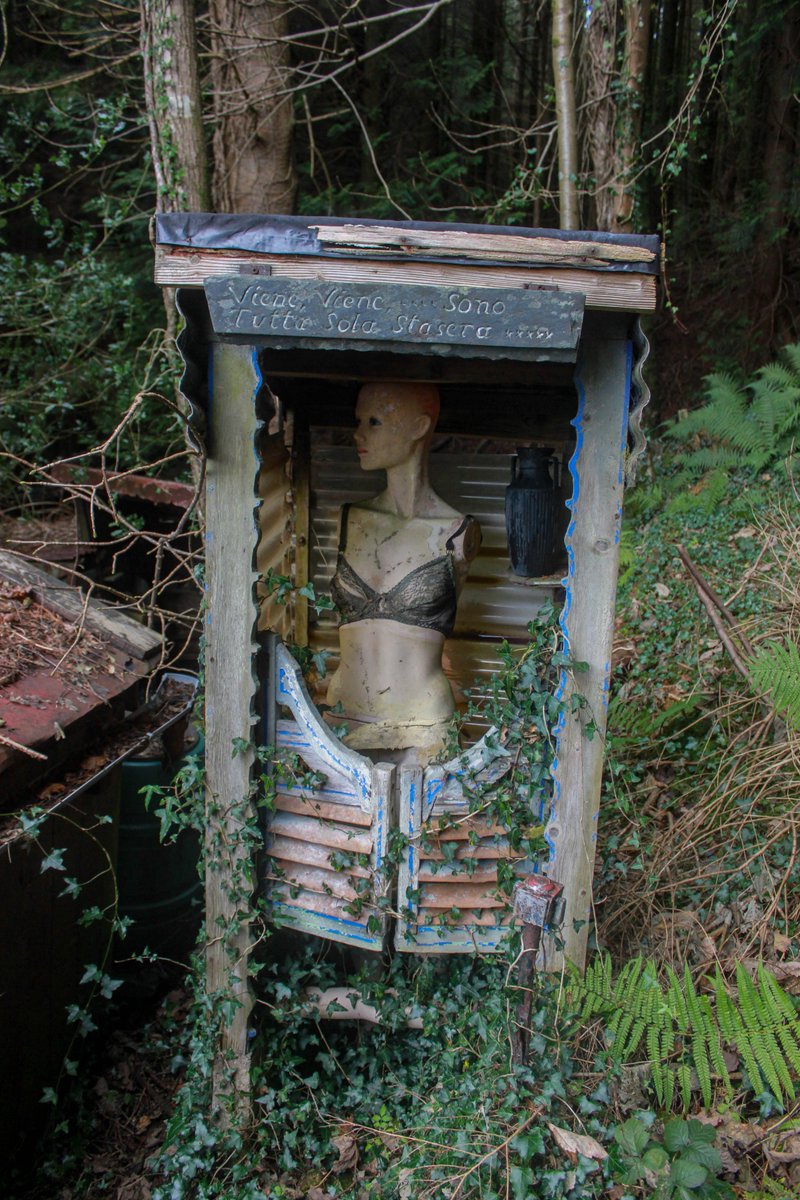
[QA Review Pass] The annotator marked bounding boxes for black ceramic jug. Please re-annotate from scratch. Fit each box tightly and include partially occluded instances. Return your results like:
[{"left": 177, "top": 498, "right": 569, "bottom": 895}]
[{"left": 505, "top": 446, "right": 557, "bottom": 577}]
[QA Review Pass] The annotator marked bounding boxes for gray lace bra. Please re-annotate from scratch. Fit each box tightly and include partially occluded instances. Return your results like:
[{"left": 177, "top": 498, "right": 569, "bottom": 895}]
[{"left": 330, "top": 505, "right": 474, "bottom": 636}]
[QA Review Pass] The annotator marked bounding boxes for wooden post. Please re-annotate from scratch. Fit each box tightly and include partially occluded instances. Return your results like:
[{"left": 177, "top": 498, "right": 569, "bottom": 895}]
[
  {"left": 204, "top": 339, "right": 261, "bottom": 1120},
  {"left": 546, "top": 312, "right": 632, "bottom": 969}
]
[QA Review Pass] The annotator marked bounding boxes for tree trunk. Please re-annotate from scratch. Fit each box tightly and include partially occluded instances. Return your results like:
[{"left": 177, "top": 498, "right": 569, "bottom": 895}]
[
  {"left": 209, "top": 0, "right": 296, "bottom": 213},
  {"left": 583, "top": 0, "right": 649, "bottom": 232},
  {"left": 583, "top": 0, "right": 618, "bottom": 231},
  {"left": 141, "top": 0, "right": 211, "bottom": 211},
  {"left": 141, "top": 0, "right": 209, "bottom": 492},
  {"left": 753, "top": 6, "right": 800, "bottom": 344},
  {"left": 551, "top": 0, "right": 580, "bottom": 228},
  {"left": 614, "top": 0, "right": 650, "bottom": 228}
]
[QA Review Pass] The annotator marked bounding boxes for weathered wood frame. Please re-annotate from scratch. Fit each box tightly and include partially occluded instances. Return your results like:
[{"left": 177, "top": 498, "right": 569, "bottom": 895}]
[{"left": 163, "top": 213, "right": 655, "bottom": 1115}]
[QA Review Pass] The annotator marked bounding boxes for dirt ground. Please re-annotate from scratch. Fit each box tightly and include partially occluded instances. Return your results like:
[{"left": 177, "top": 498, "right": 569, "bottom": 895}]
[{"left": 10, "top": 983, "right": 190, "bottom": 1200}]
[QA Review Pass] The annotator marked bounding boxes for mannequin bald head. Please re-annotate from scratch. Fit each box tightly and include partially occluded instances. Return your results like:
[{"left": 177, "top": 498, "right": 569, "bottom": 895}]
[{"left": 354, "top": 382, "right": 441, "bottom": 472}]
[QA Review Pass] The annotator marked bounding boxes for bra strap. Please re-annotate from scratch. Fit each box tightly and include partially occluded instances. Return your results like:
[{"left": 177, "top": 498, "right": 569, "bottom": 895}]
[
  {"left": 445, "top": 514, "right": 474, "bottom": 552},
  {"left": 338, "top": 503, "right": 352, "bottom": 553}
]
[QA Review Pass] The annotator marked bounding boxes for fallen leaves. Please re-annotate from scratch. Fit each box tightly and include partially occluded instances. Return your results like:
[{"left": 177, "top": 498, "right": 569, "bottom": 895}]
[
  {"left": 546, "top": 1122, "right": 607, "bottom": 1163},
  {"left": 330, "top": 1126, "right": 359, "bottom": 1175}
]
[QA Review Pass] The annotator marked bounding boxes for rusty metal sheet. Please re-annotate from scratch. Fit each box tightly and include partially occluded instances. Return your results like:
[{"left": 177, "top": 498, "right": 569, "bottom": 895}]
[
  {"left": 204, "top": 276, "right": 584, "bottom": 361},
  {"left": 0, "top": 648, "right": 149, "bottom": 799}
]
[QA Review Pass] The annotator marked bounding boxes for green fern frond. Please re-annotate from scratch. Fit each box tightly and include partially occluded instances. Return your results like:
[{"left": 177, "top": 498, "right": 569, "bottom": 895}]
[
  {"left": 748, "top": 640, "right": 800, "bottom": 731},
  {"left": 665, "top": 466, "right": 735, "bottom": 514},
  {"left": 755, "top": 361, "right": 800, "bottom": 397},
  {"left": 714, "top": 973, "right": 739, "bottom": 1042},
  {"left": 667, "top": 966, "right": 690, "bottom": 1033},
  {"left": 780, "top": 342, "right": 800, "bottom": 376},
  {"left": 663, "top": 344, "right": 800, "bottom": 486},
  {"left": 759, "top": 965, "right": 800, "bottom": 1027},
  {"left": 567, "top": 956, "right": 800, "bottom": 1113},
  {"left": 648, "top": 1024, "right": 664, "bottom": 1102}
]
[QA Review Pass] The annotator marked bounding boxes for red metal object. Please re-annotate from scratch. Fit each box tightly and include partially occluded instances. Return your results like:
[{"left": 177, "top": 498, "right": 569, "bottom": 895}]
[
  {"left": 511, "top": 876, "right": 565, "bottom": 1066},
  {"left": 0, "top": 649, "right": 149, "bottom": 801}
]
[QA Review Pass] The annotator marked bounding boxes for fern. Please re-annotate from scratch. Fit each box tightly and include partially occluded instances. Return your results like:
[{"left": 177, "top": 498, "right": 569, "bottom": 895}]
[
  {"left": 663, "top": 342, "right": 800, "bottom": 495},
  {"left": 748, "top": 640, "right": 800, "bottom": 731},
  {"left": 567, "top": 955, "right": 800, "bottom": 1112}
]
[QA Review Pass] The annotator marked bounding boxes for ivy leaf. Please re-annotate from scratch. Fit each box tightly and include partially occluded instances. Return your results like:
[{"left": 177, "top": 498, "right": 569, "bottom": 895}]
[
  {"left": 510, "top": 1165, "right": 535, "bottom": 1200},
  {"left": 19, "top": 808, "right": 45, "bottom": 837},
  {"left": 40, "top": 847, "right": 66, "bottom": 873}
]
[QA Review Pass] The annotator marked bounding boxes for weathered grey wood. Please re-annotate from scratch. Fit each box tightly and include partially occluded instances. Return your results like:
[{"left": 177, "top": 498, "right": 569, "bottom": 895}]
[
  {"left": 154, "top": 248, "right": 657, "bottom": 312},
  {"left": 312, "top": 223, "right": 657, "bottom": 265},
  {"left": 0, "top": 550, "right": 162, "bottom": 661},
  {"left": 546, "top": 312, "right": 632, "bottom": 970},
  {"left": 205, "top": 277, "right": 584, "bottom": 357},
  {"left": 204, "top": 340, "right": 261, "bottom": 1120},
  {"left": 268, "top": 835, "right": 371, "bottom": 877}
]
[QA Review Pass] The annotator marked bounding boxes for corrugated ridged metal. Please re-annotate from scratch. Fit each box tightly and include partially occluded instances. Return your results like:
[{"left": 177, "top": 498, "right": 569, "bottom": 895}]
[{"left": 257, "top": 436, "right": 292, "bottom": 637}]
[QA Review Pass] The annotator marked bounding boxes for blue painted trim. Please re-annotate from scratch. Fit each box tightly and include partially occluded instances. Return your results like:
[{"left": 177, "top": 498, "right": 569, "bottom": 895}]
[
  {"left": 374, "top": 783, "right": 385, "bottom": 871},
  {"left": 406, "top": 775, "right": 417, "bottom": 919},
  {"left": 272, "top": 902, "right": 377, "bottom": 946},
  {"left": 547, "top": 367, "right": 585, "bottom": 863}
]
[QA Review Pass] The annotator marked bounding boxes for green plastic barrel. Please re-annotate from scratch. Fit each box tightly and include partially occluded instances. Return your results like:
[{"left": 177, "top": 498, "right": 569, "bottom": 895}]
[{"left": 116, "top": 731, "right": 204, "bottom": 960}]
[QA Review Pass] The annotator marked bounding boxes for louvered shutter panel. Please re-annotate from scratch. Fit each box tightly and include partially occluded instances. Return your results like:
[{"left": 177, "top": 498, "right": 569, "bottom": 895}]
[
  {"left": 395, "top": 736, "right": 528, "bottom": 953},
  {"left": 266, "top": 645, "right": 394, "bottom": 950}
]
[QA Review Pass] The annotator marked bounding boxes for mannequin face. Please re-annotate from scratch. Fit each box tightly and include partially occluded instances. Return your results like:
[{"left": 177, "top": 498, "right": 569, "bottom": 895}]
[{"left": 353, "top": 384, "right": 433, "bottom": 472}]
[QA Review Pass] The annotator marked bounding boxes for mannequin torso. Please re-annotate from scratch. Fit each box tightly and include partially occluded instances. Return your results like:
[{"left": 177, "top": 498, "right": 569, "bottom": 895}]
[{"left": 325, "top": 383, "right": 480, "bottom": 761}]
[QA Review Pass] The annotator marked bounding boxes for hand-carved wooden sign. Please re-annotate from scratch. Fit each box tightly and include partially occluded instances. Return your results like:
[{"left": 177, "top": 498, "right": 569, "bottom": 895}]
[{"left": 204, "top": 277, "right": 585, "bottom": 359}]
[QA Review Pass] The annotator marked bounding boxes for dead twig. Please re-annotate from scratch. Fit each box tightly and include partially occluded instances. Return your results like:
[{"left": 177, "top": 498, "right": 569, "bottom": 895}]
[{"left": 0, "top": 733, "right": 47, "bottom": 760}]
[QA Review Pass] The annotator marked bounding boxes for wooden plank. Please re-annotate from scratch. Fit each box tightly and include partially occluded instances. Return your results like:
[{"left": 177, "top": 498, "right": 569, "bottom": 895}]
[
  {"left": 418, "top": 862, "right": 524, "bottom": 884},
  {"left": 268, "top": 811, "right": 372, "bottom": 855},
  {"left": 419, "top": 841, "right": 525, "bottom": 861},
  {"left": 418, "top": 883, "right": 506, "bottom": 909},
  {"left": 266, "top": 863, "right": 359, "bottom": 902},
  {"left": 273, "top": 792, "right": 373, "bottom": 826},
  {"left": 0, "top": 550, "right": 162, "bottom": 662},
  {"left": 154, "top": 249, "right": 657, "bottom": 312},
  {"left": 417, "top": 909, "right": 513, "bottom": 927},
  {"left": 546, "top": 313, "right": 632, "bottom": 971},
  {"left": 267, "top": 835, "right": 371, "bottom": 878},
  {"left": 266, "top": 645, "right": 393, "bottom": 949},
  {"left": 423, "top": 818, "right": 512, "bottom": 841},
  {"left": 272, "top": 888, "right": 377, "bottom": 924},
  {"left": 204, "top": 340, "right": 260, "bottom": 1117},
  {"left": 256, "top": 434, "right": 292, "bottom": 638},
  {"left": 275, "top": 644, "right": 374, "bottom": 811},
  {"left": 312, "top": 223, "right": 657, "bottom": 265}
]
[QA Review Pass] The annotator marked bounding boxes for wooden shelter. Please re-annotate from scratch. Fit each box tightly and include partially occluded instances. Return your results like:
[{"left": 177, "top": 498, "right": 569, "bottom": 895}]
[{"left": 153, "top": 214, "right": 657, "bottom": 1094}]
